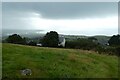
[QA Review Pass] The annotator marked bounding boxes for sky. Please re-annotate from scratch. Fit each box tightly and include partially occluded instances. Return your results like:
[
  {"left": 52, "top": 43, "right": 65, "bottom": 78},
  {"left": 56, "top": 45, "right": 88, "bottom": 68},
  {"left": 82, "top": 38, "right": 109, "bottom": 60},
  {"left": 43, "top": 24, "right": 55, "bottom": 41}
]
[{"left": 2, "top": 2, "right": 118, "bottom": 36}]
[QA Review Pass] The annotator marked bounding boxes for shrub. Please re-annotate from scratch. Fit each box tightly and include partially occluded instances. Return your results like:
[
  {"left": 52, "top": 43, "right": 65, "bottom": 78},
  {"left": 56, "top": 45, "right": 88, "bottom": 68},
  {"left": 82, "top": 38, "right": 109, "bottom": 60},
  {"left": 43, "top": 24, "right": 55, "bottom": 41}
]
[{"left": 65, "top": 38, "right": 98, "bottom": 50}]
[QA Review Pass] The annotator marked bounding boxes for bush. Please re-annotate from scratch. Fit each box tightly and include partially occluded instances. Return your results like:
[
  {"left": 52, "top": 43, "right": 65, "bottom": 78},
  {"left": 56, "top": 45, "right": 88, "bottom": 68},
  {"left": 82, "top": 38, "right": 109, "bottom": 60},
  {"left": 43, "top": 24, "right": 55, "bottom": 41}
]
[
  {"left": 65, "top": 38, "right": 98, "bottom": 50},
  {"left": 96, "top": 46, "right": 119, "bottom": 56},
  {"left": 108, "top": 34, "right": 120, "bottom": 46},
  {"left": 95, "top": 45, "right": 105, "bottom": 54},
  {"left": 114, "top": 46, "right": 120, "bottom": 56}
]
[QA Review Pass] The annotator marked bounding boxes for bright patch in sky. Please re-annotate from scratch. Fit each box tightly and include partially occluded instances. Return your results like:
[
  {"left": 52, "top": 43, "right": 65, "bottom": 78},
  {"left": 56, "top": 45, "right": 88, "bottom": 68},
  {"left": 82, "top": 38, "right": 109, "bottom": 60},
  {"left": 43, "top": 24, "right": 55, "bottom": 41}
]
[{"left": 25, "top": 12, "right": 118, "bottom": 35}]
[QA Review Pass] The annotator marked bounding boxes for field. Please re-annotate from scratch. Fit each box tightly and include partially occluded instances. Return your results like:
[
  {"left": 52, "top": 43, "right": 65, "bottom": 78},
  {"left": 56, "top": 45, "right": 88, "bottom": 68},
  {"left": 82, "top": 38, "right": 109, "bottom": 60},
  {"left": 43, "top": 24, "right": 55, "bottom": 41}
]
[
  {"left": 2, "top": 43, "right": 118, "bottom": 78},
  {"left": 0, "top": 43, "right": 2, "bottom": 79}
]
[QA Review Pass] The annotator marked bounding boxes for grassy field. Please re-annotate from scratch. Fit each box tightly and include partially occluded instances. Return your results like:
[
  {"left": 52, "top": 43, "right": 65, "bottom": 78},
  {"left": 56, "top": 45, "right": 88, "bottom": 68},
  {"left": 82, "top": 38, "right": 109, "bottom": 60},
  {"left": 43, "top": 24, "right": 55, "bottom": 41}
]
[
  {"left": 2, "top": 43, "right": 118, "bottom": 78},
  {"left": 0, "top": 43, "right": 2, "bottom": 79}
]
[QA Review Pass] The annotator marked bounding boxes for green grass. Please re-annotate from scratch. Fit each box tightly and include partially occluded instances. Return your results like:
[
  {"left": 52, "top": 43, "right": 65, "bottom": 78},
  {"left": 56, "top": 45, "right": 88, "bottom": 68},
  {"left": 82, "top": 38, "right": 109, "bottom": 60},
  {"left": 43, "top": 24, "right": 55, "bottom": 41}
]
[
  {"left": 0, "top": 43, "right": 2, "bottom": 79},
  {"left": 2, "top": 43, "right": 118, "bottom": 78}
]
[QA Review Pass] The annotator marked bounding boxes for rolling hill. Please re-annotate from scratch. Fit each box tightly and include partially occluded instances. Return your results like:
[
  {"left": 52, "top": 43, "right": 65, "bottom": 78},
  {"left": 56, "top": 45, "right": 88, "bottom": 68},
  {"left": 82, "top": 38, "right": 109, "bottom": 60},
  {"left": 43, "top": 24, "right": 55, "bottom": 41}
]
[{"left": 2, "top": 43, "right": 118, "bottom": 78}]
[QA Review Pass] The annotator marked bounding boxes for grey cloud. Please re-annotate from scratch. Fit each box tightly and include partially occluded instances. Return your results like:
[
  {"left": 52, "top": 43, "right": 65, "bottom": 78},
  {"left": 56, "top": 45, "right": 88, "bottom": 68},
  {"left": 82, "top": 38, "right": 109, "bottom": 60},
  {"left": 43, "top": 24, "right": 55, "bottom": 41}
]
[
  {"left": 2, "top": 0, "right": 119, "bottom": 2},
  {"left": 118, "top": 2, "right": 120, "bottom": 34},
  {"left": 3, "top": 2, "right": 118, "bottom": 19},
  {"left": 3, "top": 17, "right": 31, "bottom": 30},
  {"left": 2, "top": 2, "right": 118, "bottom": 34}
]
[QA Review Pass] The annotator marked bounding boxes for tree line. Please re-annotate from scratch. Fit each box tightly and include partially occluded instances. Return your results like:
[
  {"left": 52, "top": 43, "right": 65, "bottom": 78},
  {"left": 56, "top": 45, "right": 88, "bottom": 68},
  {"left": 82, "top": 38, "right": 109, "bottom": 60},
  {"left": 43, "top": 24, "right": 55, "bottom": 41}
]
[
  {"left": 3, "top": 31, "right": 120, "bottom": 56},
  {"left": 4, "top": 31, "right": 59, "bottom": 47},
  {"left": 65, "top": 34, "right": 120, "bottom": 56}
]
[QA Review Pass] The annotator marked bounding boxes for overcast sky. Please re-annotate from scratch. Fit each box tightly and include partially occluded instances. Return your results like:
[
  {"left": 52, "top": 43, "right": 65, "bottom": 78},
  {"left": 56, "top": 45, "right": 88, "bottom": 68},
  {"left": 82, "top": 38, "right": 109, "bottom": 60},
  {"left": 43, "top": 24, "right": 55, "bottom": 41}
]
[{"left": 2, "top": 2, "right": 118, "bottom": 36}]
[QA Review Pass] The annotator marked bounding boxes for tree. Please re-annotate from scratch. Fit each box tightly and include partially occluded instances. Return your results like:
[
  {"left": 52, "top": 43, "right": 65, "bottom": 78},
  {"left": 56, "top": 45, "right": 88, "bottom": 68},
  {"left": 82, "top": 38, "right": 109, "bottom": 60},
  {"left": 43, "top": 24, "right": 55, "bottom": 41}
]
[
  {"left": 6, "top": 34, "right": 26, "bottom": 44},
  {"left": 108, "top": 34, "right": 120, "bottom": 46},
  {"left": 42, "top": 31, "right": 59, "bottom": 47}
]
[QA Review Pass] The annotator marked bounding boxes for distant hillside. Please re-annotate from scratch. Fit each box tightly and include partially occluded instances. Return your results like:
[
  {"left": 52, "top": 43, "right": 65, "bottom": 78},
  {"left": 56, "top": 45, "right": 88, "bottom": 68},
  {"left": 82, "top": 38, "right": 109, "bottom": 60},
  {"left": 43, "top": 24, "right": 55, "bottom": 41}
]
[
  {"left": 2, "top": 29, "right": 45, "bottom": 39},
  {"left": 2, "top": 29, "right": 112, "bottom": 45},
  {"left": 2, "top": 43, "right": 118, "bottom": 78},
  {"left": 93, "top": 35, "right": 111, "bottom": 45},
  {"left": 64, "top": 35, "right": 111, "bottom": 46}
]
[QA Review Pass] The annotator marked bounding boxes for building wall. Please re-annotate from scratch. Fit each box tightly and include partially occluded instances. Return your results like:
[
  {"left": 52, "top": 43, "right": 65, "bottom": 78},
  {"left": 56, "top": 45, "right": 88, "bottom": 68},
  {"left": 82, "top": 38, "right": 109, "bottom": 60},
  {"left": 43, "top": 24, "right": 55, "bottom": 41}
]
[{"left": 59, "top": 38, "right": 66, "bottom": 47}]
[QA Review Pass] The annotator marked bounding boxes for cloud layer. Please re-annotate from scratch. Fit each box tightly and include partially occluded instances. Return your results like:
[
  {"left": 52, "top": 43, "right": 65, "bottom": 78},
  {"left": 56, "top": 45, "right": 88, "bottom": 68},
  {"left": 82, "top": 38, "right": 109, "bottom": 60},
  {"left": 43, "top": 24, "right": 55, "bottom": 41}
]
[
  {"left": 2, "top": 2, "right": 118, "bottom": 35},
  {"left": 3, "top": 2, "right": 117, "bottom": 19}
]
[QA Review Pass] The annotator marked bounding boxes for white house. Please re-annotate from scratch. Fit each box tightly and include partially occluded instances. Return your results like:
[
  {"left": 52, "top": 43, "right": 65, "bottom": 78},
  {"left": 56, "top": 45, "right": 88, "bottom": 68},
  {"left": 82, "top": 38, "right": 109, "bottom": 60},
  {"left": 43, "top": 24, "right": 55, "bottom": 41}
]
[
  {"left": 58, "top": 36, "right": 66, "bottom": 47},
  {"left": 36, "top": 43, "right": 42, "bottom": 47}
]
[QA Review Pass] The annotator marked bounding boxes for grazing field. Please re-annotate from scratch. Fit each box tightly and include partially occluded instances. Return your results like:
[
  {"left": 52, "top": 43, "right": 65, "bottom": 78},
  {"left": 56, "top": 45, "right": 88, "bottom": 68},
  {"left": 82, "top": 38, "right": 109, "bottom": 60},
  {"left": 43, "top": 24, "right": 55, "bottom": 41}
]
[{"left": 2, "top": 43, "right": 118, "bottom": 78}]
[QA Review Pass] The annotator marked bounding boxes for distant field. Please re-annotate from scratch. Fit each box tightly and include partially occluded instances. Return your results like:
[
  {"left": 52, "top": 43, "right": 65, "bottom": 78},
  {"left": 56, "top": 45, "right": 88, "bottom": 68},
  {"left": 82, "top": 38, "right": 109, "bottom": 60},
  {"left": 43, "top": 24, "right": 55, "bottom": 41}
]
[{"left": 2, "top": 43, "right": 118, "bottom": 78}]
